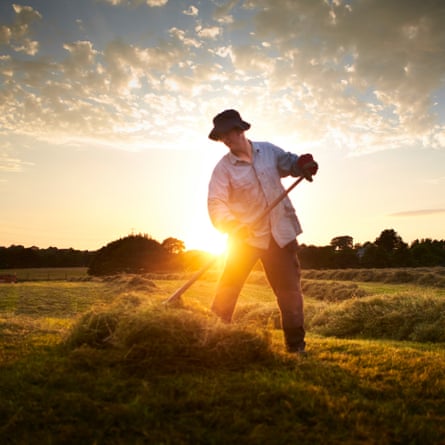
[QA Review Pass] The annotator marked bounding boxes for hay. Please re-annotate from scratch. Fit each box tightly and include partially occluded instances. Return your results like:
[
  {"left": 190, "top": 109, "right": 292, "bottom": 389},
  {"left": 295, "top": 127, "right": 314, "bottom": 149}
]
[
  {"left": 234, "top": 302, "right": 281, "bottom": 328},
  {"left": 64, "top": 293, "right": 145, "bottom": 349},
  {"left": 302, "top": 280, "right": 367, "bottom": 301},
  {"left": 101, "top": 274, "right": 159, "bottom": 292},
  {"left": 64, "top": 296, "right": 276, "bottom": 374},
  {"left": 302, "top": 267, "right": 445, "bottom": 288},
  {"left": 65, "top": 310, "right": 120, "bottom": 349},
  {"left": 310, "top": 293, "right": 445, "bottom": 342}
]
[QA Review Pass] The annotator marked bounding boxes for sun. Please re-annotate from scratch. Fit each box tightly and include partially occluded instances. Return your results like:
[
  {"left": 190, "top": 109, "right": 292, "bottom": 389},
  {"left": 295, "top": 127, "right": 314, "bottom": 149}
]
[{"left": 183, "top": 224, "right": 228, "bottom": 255}]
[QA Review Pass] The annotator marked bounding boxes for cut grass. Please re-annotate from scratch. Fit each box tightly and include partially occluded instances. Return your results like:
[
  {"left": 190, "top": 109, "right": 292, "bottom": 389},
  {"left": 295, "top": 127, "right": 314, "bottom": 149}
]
[
  {"left": 64, "top": 294, "right": 276, "bottom": 375},
  {"left": 1, "top": 274, "right": 445, "bottom": 444},
  {"left": 0, "top": 281, "right": 120, "bottom": 365},
  {"left": 0, "top": 281, "right": 118, "bottom": 315},
  {"left": 0, "top": 267, "right": 89, "bottom": 281},
  {"left": 304, "top": 267, "right": 445, "bottom": 288},
  {"left": 309, "top": 291, "right": 445, "bottom": 342}
]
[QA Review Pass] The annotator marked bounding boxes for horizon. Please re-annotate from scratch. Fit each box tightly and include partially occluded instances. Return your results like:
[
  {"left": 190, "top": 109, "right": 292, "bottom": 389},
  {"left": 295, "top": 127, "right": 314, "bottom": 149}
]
[
  {"left": 1, "top": 1, "right": 444, "bottom": 253},
  {"left": 2, "top": 228, "right": 444, "bottom": 254}
]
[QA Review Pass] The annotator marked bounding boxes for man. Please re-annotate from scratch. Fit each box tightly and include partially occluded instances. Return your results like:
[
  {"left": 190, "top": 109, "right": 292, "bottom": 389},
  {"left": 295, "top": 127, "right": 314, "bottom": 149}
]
[{"left": 207, "top": 109, "right": 318, "bottom": 354}]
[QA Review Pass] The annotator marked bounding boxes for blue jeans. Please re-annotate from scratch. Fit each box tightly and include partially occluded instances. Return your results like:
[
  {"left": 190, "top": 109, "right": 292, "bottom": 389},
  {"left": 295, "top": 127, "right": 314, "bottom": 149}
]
[{"left": 211, "top": 238, "right": 305, "bottom": 347}]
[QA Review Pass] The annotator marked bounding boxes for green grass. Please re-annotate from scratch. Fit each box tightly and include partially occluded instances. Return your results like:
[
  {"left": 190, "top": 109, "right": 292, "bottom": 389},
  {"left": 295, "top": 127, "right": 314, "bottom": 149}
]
[
  {"left": 1, "top": 271, "right": 445, "bottom": 444},
  {"left": 0, "top": 267, "right": 89, "bottom": 281}
]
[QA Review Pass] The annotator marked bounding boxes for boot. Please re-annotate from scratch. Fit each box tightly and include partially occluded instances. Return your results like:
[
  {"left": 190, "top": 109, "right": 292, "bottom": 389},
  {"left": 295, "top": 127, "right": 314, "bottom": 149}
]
[{"left": 283, "top": 327, "right": 306, "bottom": 354}]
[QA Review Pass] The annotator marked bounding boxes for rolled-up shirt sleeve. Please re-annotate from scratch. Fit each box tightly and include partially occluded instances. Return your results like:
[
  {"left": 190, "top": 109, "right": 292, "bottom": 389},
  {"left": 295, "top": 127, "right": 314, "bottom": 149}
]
[{"left": 274, "top": 144, "right": 301, "bottom": 177}]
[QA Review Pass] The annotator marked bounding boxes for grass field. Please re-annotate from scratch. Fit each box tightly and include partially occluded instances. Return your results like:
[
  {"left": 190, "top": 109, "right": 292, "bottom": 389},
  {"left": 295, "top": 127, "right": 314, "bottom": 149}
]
[
  {"left": 1, "top": 268, "right": 444, "bottom": 444},
  {"left": 0, "top": 267, "right": 89, "bottom": 282}
]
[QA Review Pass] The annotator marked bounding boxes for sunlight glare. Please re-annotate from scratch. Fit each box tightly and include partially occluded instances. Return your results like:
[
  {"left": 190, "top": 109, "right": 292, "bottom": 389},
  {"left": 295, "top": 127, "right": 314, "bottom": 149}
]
[{"left": 183, "top": 225, "right": 228, "bottom": 255}]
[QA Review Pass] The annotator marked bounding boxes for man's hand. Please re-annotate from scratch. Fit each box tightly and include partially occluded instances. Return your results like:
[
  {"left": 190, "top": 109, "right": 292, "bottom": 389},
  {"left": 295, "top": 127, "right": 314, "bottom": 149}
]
[
  {"left": 296, "top": 153, "right": 318, "bottom": 181},
  {"left": 224, "top": 220, "right": 250, "bottom": 240}
]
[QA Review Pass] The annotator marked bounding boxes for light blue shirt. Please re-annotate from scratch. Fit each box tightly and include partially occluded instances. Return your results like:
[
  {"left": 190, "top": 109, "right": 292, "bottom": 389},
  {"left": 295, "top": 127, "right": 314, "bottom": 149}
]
[{"left": 208, "top": 141, "right": 304, "bottom": 249}]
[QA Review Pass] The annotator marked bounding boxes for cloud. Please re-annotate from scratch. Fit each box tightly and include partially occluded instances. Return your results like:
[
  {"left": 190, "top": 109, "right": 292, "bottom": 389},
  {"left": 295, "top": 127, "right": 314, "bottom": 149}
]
[
  {"left": 0, "top": 4, "right": 41, "bottom": 54},
  {"left": 99, "top": 0, "right": 168, "bottom": 6},
  {"left": 195, "top": 25, "right": 221, "bottom": 39},
  {"left": 213, "top": 0, "right": 238, "bottom": 22},
  {"left": 169, "top": 27, "right": 201, "bottom": 48},
  {"left": 389, "top": 209, "right": 445, "bottom": 217},
  {"left": 0, "top": 156, "right": 28, "bottom": 172},
  {"left": 144, "top": 0, "right": 168, "bottom": 5},
  {"left": 183, "top": 6, "right": 198, "bottom": 17},
  {"left": 12, "top": 37, "right": 39, "bottom": 55},
  {"left": 0, "top": 0, "right": 444, "bottom": 153},
  {"left": 423, "top": 176, "right": 445, "bottom": 185},
  {"left": 249, "top": 0, "right": 445, "bottom": 147},
  {"left": 0, "top": 146, "right": 33, "bottom": 172}
]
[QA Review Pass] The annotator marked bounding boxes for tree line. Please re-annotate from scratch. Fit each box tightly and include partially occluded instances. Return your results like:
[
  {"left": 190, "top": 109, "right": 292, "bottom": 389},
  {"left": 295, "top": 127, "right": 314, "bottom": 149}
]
[
  {"left": 0, "top": 245, "right": 94, "bottom": 269},
  {"left": 299, "top": 229, "right": 445, "bottom": 269},
  {"left": 1, "top": 229, "right": 444, "bottom": 275}
]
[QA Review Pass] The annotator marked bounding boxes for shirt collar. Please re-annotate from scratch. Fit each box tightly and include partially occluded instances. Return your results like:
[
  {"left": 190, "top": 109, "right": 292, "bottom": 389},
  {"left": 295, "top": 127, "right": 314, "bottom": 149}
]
[{"left": 227, "top": 140, "right": 260, "bottom": 164}]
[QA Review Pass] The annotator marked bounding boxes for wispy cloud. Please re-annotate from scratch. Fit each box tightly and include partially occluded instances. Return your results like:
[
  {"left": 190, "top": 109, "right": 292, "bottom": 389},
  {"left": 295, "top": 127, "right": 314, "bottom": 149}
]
[
  {"left": 0, "top": 153, "right": 33, "bottom": 172},
  {"left": 389, "top": 209, "right": 445, "bottom": 217},
  {"left": 422, "top": 176, "right": 445, "bottom": 185},
  {"left": 99, "top": 0, "right": 168, "bottom": 6}
]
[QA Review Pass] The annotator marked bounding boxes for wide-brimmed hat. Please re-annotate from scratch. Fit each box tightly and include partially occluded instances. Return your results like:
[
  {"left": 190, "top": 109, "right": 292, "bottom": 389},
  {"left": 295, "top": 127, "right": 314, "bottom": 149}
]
[{"left": 208, "top": 109, "right": 251, "bottom": 141}]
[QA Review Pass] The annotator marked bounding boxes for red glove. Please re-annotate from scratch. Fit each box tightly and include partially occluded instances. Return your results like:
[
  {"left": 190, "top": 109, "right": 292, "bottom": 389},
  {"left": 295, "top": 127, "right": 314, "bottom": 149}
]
[{"left": 296, "top": 154, "right": 318, "bottom": 181}]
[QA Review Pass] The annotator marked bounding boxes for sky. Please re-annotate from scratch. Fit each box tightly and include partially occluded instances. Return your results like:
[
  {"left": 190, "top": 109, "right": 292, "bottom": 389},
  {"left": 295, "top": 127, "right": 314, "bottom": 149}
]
[{"left": 1, "top": 0, "right": 444, "bottom": 254}]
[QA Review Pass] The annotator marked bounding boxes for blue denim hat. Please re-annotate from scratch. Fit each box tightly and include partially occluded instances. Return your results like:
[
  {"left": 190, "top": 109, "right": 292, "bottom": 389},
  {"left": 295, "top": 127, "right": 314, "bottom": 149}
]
[{"left": 208, "top": 109, "right": 251, "bottom": 141}]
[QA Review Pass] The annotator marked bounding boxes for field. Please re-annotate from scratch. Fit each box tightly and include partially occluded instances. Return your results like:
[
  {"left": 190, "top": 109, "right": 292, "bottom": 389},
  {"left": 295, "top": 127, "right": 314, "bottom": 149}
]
[{"left": 1, "top": 267, "right": 445, "bottom": 444}]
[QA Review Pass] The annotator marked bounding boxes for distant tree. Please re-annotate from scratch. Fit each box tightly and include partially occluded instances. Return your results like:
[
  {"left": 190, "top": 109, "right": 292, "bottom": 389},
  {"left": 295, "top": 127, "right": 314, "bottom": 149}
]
[
  {"left": 374, "top": 229, "right": 407, "bottom": 252},
  {"left": 392, "top": 243, "right": 412, "bottom": 267},
  {"left": 359, "top": 243, "right": 391, "bottom": 268},
  {"left": 1, "top": 245, "right": 39, "bottom": 268},
  {"left": 298, "top": 245, "right": 336, "bottom": 269},
  {"left": 328, "top": 236, "right": 358, "bottom": 268},
  {"left": 330, "top": 236, "right": 353, "bottom": 251},
  {"left": 88, "top": 234, "right": 170, "bottom": 276},
  {"left": 335, "top": 248, "right": 360, "bottom": 268},
  {"left": 372, "top": 229, "right": 409, "bottom": 267},
  {"left": 162, "top": 237, "right": 185, "bottom": 255},
  {"left": 0, "top": 245, "right": 93, "bottom": 268},
  {"left": 410, "top": 239, "right": 445, "bottom": 267}
]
